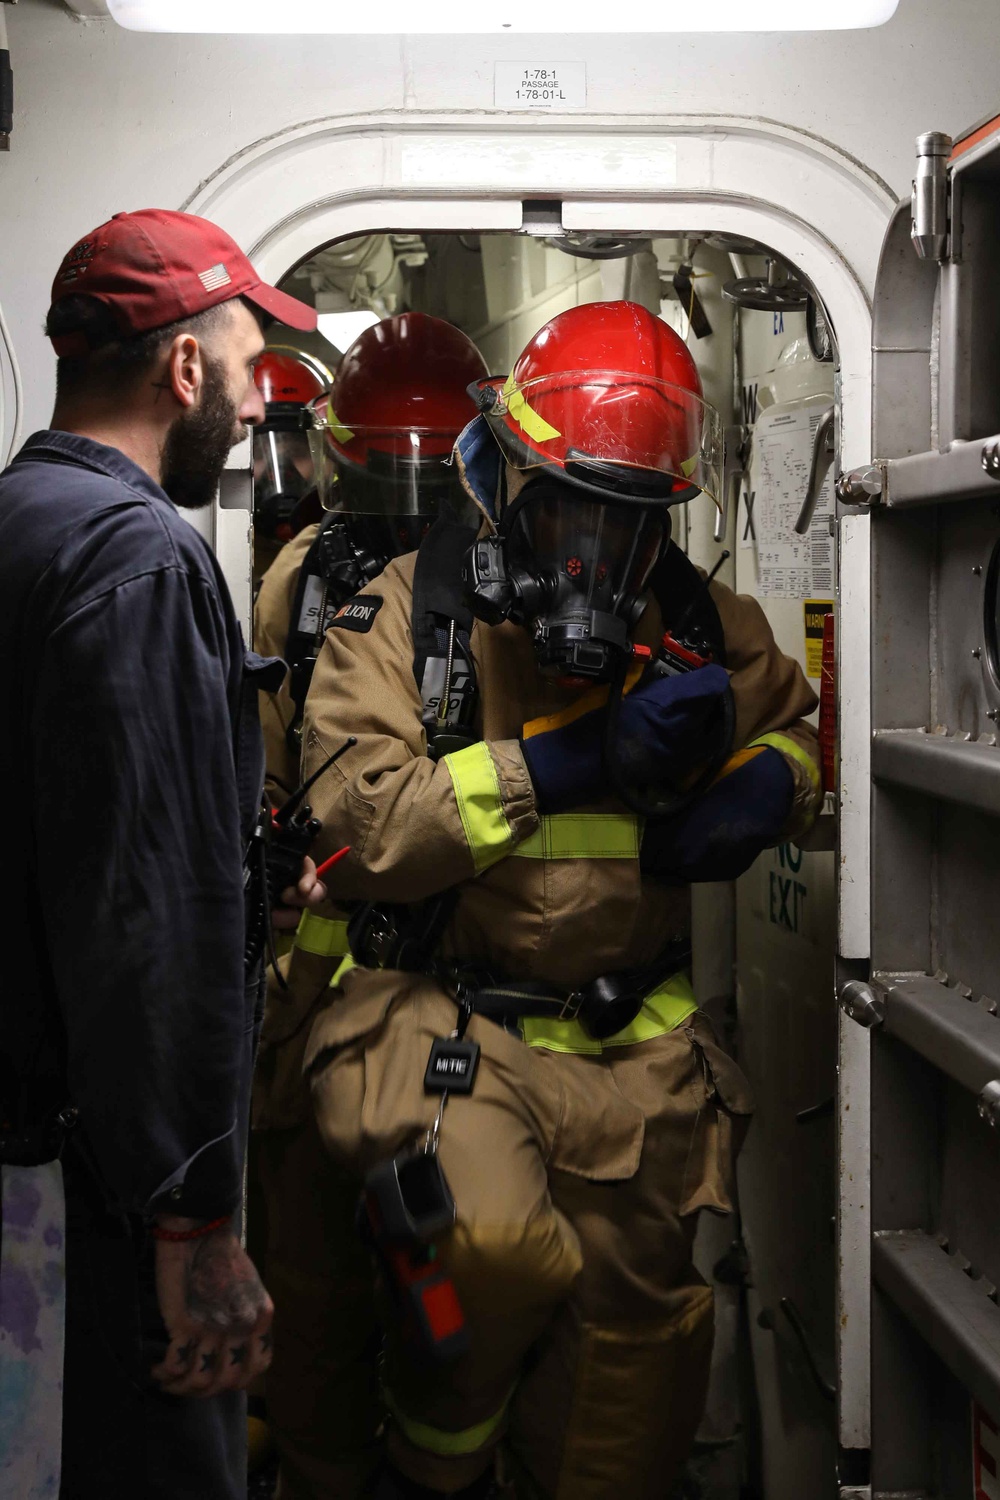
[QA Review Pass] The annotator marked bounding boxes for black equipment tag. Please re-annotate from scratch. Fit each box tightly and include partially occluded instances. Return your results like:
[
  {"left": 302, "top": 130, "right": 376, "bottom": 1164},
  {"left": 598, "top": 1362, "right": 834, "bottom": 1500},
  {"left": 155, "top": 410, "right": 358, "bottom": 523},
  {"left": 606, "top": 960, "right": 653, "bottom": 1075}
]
[{"left": 424, "top": 1037, "right": 480, "bottom": 1096}]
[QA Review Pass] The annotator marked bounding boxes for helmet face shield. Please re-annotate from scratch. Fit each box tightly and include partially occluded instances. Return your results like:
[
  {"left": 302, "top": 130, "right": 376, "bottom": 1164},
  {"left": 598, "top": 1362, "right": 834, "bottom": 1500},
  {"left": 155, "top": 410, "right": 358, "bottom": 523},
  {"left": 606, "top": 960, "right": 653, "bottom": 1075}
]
[
  {"left": 252, "top": 423, "right": 315, "bottom": 510},
  {"left": 308, "top": 311, "right": 487, "bottom": 522},
  {"left": 482, "top": 369, "right": 723, "bottom": 507},
  {"left": 252, "top": 351, "right": 328, "bottom": 537},
  {"left": 308, "top": 421, "right": 466, "bottom": 518}
]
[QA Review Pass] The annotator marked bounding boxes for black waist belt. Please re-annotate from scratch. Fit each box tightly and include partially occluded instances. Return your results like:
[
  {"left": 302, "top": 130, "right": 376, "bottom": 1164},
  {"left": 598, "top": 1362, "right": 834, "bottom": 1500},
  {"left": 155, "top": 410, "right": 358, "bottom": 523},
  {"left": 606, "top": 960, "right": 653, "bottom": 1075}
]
[
  {"left": 447, "top": 941, "right": 692, "bottom": 1043},
  {"left": 347, "top": 901, "right": 692, "bottom": 1044}
]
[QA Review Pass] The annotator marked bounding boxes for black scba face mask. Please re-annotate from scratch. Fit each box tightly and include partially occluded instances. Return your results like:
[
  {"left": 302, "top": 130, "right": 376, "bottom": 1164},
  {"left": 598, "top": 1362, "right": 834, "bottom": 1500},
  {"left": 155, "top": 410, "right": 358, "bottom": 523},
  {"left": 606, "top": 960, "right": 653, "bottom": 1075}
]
[{"left": 466, "top": 477, "right": 670, "bottom": 683}]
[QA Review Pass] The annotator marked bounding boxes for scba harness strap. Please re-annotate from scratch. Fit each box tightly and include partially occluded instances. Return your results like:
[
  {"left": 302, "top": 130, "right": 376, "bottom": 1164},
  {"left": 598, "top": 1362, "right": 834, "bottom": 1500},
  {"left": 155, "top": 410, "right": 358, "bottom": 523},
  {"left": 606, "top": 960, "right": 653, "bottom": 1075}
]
[
  {"left": 283, "top": 512, "right": 384, "bottom": 750},
  {"left": 411, "top": 519, "right": 481, "bottom": 760}
]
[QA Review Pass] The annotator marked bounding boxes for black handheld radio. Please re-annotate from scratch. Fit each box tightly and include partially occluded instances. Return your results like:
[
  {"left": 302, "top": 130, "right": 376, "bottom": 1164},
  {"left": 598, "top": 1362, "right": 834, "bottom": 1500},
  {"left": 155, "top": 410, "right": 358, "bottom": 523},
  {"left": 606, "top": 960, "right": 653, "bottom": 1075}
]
[{"left": 244, "top": 736, "right": 356, "bottom": 976}]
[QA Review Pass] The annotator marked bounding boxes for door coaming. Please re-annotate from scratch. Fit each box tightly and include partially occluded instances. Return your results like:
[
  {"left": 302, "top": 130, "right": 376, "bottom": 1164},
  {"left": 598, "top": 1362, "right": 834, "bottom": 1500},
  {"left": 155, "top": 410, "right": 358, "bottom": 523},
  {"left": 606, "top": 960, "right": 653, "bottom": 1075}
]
[{"left": 180, "top": 113, "right": 886, "bottom": 1491}]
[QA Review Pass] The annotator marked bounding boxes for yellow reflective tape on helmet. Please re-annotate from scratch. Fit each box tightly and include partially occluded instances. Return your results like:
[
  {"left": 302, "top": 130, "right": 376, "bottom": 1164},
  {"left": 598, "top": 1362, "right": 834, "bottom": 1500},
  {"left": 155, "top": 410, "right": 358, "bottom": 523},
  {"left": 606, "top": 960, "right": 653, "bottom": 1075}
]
[
  {"left": 293, "top": 912, "right": 350, "bottom": 959},
  {"left": 443, "top": 742, "right": 516, "bottom": 875},
  {"left": 521, "top": 970, "right": 697, "bottom": 1055},
  {"left": 681, "top": 452, "right": 699, "bottom": 478},
  {"left": 326, "top": 403, "right": 355, "bottom": 444},
  {"left": 514, "top": 813, "right": 642, "bottom": 860},
  {"left": 502, "top": 370, "right": 561, "bottom": 445},
  {"left": 749, "top": 733, "right": 822, "bottom": 800},
  {"left": 383, "top": 1386, "right": 510, "bottom": 1458}
]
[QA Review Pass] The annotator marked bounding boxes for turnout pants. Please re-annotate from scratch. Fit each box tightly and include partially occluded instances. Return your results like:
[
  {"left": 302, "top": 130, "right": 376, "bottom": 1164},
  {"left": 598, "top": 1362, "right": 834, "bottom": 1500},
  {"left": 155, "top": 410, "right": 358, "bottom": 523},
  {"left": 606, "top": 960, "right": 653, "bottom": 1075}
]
[
  {"left": 306, "top": 969, "right": 752, "bottom": 1499},
  {"left": 255, "top": 1121, "right": 383, "bottom": 1499}
]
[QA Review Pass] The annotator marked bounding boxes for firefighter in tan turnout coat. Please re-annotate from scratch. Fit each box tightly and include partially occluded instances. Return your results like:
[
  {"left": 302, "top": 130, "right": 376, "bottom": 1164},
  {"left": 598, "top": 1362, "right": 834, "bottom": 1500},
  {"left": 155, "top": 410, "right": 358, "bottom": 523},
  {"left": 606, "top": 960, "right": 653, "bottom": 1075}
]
[
  {"left": 251, "top": 315, "right": 489, "bottom": 1500},
  {"left": 300, "top": 302, "right": 822, "bottom": 1499}
]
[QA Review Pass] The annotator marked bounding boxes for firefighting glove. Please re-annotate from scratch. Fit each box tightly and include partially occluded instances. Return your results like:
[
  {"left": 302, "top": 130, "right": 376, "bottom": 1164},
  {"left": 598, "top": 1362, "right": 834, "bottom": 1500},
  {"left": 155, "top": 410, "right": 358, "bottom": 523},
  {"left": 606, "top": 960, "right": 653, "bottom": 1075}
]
[
  {"left": 612, "top": 663, "right": 733, "bottom": 793},
  {"left": 640, "top": 742, "right": 795, "bottom": 883},
  {"left": 521, "top": 664, "right": 731, "bottom": 815}
]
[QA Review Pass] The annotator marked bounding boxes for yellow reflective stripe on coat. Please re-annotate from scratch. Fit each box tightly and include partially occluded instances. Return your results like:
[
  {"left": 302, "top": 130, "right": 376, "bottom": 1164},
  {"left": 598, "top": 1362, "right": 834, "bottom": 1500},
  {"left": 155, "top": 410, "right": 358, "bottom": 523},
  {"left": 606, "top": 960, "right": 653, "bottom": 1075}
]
[
  {"left": 514, "top": 813, "right": 642, "bottom": 860},
  {"left": 444, "top": 742, "right": 516, "bottom": 875},
  {"left": 293, "top": 911, "right": 350, "bottom": 958},
  {"left": 521, "top": 971, "right": 698, "bottom": 1055},
  {"left": 383, "top": 1386, "right": 510, "bottom": 1457},
  {"left": 749, "top": 732, "right": 822, "bottom": 798}
]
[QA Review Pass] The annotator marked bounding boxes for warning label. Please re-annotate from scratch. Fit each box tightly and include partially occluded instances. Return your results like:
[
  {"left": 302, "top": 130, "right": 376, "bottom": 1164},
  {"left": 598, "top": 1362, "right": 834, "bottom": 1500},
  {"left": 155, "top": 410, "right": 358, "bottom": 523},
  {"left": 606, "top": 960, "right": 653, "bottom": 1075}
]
[{"left": 803, "top": 599, "right": 834, "bottom": 680}]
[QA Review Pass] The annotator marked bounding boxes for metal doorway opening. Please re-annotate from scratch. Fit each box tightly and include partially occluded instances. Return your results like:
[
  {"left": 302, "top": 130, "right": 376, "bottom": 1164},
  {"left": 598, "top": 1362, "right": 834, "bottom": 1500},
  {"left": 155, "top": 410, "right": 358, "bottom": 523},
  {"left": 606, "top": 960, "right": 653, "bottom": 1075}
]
[
  {"left": 181, "top": 104, "right": 896, "bottom": 1499},
  {"left": 253, "top": 215, "right": 843, "bottom": 1500}
]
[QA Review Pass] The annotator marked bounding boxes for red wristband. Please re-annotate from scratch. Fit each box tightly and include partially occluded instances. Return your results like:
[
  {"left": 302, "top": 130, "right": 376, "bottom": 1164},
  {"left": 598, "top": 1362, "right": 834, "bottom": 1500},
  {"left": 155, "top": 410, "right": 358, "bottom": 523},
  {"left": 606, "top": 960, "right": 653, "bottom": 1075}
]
[{"left": 151, "top": 1214, "right": 230, "bottom": 1243}]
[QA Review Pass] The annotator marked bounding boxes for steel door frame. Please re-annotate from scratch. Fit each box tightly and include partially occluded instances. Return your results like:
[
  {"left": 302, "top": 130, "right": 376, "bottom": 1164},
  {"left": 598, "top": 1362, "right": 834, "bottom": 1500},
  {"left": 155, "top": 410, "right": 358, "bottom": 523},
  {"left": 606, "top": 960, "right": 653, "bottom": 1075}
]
[{"left": 179, "top": 109, "right": 893, "bottom": 1473}]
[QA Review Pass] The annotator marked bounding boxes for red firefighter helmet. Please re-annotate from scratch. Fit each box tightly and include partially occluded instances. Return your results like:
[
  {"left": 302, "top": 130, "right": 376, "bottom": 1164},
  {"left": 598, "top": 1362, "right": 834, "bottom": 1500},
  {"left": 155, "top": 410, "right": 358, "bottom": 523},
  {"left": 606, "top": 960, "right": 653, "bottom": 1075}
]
[
  {"left": 476, "top": 301, "right": 722, "bottom": 506},
  {"left": 310, "top": 313, "right": 488, "bottom": 516},
  {"left": 254, "top": 348, "right": 327, "bottom": 409}
]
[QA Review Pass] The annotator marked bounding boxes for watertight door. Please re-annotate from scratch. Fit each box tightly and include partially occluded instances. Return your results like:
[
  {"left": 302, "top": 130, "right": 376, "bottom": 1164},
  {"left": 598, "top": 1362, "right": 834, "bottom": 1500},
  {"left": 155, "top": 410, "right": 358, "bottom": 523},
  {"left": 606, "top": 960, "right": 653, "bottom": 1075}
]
[{"left": 840, "top": 115, "right": 1000, "bottom": 1500}]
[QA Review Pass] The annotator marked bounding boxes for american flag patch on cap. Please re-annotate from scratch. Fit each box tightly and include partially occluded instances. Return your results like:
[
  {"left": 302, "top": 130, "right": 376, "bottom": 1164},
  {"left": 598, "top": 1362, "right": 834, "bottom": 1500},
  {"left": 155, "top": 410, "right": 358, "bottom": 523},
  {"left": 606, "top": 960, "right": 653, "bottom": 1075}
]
[{"left": 198, "top": 263, "right": 232, "bottom": 292}]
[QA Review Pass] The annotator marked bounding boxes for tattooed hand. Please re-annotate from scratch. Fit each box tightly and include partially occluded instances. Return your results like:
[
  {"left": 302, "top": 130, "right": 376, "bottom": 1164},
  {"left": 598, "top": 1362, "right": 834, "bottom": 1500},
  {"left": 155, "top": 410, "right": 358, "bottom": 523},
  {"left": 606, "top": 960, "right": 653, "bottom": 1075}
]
[{"left": 150, "top": 1217, "right": 274, "bottom": 1398}]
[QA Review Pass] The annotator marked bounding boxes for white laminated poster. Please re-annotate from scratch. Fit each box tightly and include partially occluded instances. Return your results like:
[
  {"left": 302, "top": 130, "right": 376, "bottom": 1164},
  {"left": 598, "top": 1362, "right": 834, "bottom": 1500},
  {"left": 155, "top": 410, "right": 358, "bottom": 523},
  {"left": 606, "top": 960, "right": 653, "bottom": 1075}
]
[{"left": 751, "top": 403, "right": 835, "bottom": 599}]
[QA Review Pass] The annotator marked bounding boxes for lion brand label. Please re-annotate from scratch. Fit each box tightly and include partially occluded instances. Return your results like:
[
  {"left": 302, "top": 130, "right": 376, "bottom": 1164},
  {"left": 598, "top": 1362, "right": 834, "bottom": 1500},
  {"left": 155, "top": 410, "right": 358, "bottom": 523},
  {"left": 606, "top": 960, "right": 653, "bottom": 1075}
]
[{"left": 330, "top": 595, "right": 384, "bottom": 634}]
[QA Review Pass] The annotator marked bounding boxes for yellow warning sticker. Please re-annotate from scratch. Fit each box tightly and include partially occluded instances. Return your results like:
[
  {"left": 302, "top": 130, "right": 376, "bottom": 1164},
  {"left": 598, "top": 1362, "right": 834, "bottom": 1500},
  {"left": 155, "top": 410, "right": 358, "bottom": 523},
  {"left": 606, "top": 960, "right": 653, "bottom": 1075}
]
[{"left": 804, "top": 599, "right": 834, "bottom": 679}]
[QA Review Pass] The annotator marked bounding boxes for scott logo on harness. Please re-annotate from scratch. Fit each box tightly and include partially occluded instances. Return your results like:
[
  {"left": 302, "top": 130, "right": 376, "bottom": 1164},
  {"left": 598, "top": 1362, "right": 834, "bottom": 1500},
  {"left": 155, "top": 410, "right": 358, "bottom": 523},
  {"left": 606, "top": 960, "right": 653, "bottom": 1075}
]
[{"left": 420, "top": 661, "right": 473, "bottom": 728}]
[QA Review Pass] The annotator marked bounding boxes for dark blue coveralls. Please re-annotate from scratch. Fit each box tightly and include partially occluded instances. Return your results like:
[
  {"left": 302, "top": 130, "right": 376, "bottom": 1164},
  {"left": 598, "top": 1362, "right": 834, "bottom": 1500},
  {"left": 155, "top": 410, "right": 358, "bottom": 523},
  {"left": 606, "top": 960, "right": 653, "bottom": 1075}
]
[{"left": 0, "top": 431, "right": 278, "bottom": 1498}]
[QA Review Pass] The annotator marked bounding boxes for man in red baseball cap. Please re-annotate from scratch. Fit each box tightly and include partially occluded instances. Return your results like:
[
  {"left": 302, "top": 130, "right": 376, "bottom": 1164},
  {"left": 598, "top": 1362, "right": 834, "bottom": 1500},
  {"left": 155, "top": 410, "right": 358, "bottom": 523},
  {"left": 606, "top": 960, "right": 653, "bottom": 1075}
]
[
  {"left": 45, "top": 207, "right": 318, "bottom": 510},
  {"left": 0, "top": 210, "right": 325, "bottom": 1500}
]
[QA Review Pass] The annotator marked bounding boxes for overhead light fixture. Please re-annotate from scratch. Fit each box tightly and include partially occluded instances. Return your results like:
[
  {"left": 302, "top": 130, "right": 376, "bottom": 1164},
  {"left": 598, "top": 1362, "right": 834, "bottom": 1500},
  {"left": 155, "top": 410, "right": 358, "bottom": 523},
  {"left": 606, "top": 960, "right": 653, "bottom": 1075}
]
[
  {"left": 107, "top": 0, "right": 898, "bottom": 31},
  {"left": 317, "top": 310, "right": 382, "bottom": 350}
]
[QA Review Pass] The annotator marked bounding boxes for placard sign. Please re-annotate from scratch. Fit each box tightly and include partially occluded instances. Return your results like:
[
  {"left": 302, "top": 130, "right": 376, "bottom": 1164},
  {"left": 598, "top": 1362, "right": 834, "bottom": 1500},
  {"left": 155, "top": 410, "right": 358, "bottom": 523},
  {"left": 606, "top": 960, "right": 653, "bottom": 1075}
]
[
  {"left": 974, "top": 1403, "right": 1000, "bottom": 1500},
  {"left": 803, "top": 598, "right": 835, "bottom": 680},
  {"left": 494, "top": 62, "right": 587, "bottom": 111}
]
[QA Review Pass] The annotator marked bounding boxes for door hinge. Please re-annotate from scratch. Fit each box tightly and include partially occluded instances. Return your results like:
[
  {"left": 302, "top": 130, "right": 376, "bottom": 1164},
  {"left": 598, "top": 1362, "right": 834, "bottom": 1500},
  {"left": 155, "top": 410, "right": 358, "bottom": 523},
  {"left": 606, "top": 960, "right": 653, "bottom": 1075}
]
[
  {"left": 839, "top": 979, "right": 886, "bottom": 1029},
  {"left": 837, "top": 464, "right": 884, "bottom": 507},
  {"left": 911, "top": 131, "right": 953, "bottom": 262}
]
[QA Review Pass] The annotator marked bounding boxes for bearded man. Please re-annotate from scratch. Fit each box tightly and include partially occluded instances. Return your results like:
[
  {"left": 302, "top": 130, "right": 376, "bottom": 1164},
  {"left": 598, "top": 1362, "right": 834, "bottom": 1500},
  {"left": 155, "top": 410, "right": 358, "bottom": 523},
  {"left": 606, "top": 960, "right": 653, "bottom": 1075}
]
[{"left": 0, "top": 210, "right": 323, "bottom": 1500}]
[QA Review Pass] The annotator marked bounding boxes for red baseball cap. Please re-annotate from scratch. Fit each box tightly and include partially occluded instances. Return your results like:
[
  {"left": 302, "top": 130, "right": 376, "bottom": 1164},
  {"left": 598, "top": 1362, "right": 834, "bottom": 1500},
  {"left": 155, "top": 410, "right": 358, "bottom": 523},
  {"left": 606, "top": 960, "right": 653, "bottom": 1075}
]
[{"left": 49, "top": 208, "right": 316, "bottom": 356}]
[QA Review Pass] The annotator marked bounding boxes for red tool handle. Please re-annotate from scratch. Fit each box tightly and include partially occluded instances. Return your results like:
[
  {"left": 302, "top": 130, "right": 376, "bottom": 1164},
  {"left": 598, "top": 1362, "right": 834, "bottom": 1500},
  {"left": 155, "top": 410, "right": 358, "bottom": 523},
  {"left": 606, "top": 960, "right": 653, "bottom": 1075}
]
[
  {"left": 315, "top": 845, "right": 351, "bottom": 880},
  {"left": 819, "top": 613, "right": 836, "bottom": 795}
]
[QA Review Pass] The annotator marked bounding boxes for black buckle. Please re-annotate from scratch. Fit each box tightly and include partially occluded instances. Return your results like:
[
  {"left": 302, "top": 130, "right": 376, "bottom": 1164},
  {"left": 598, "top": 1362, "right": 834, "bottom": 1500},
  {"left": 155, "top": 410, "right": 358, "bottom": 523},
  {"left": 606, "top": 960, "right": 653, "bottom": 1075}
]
[{"left": 558, "top": 990, "right": 585, "bottom": 1022}]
